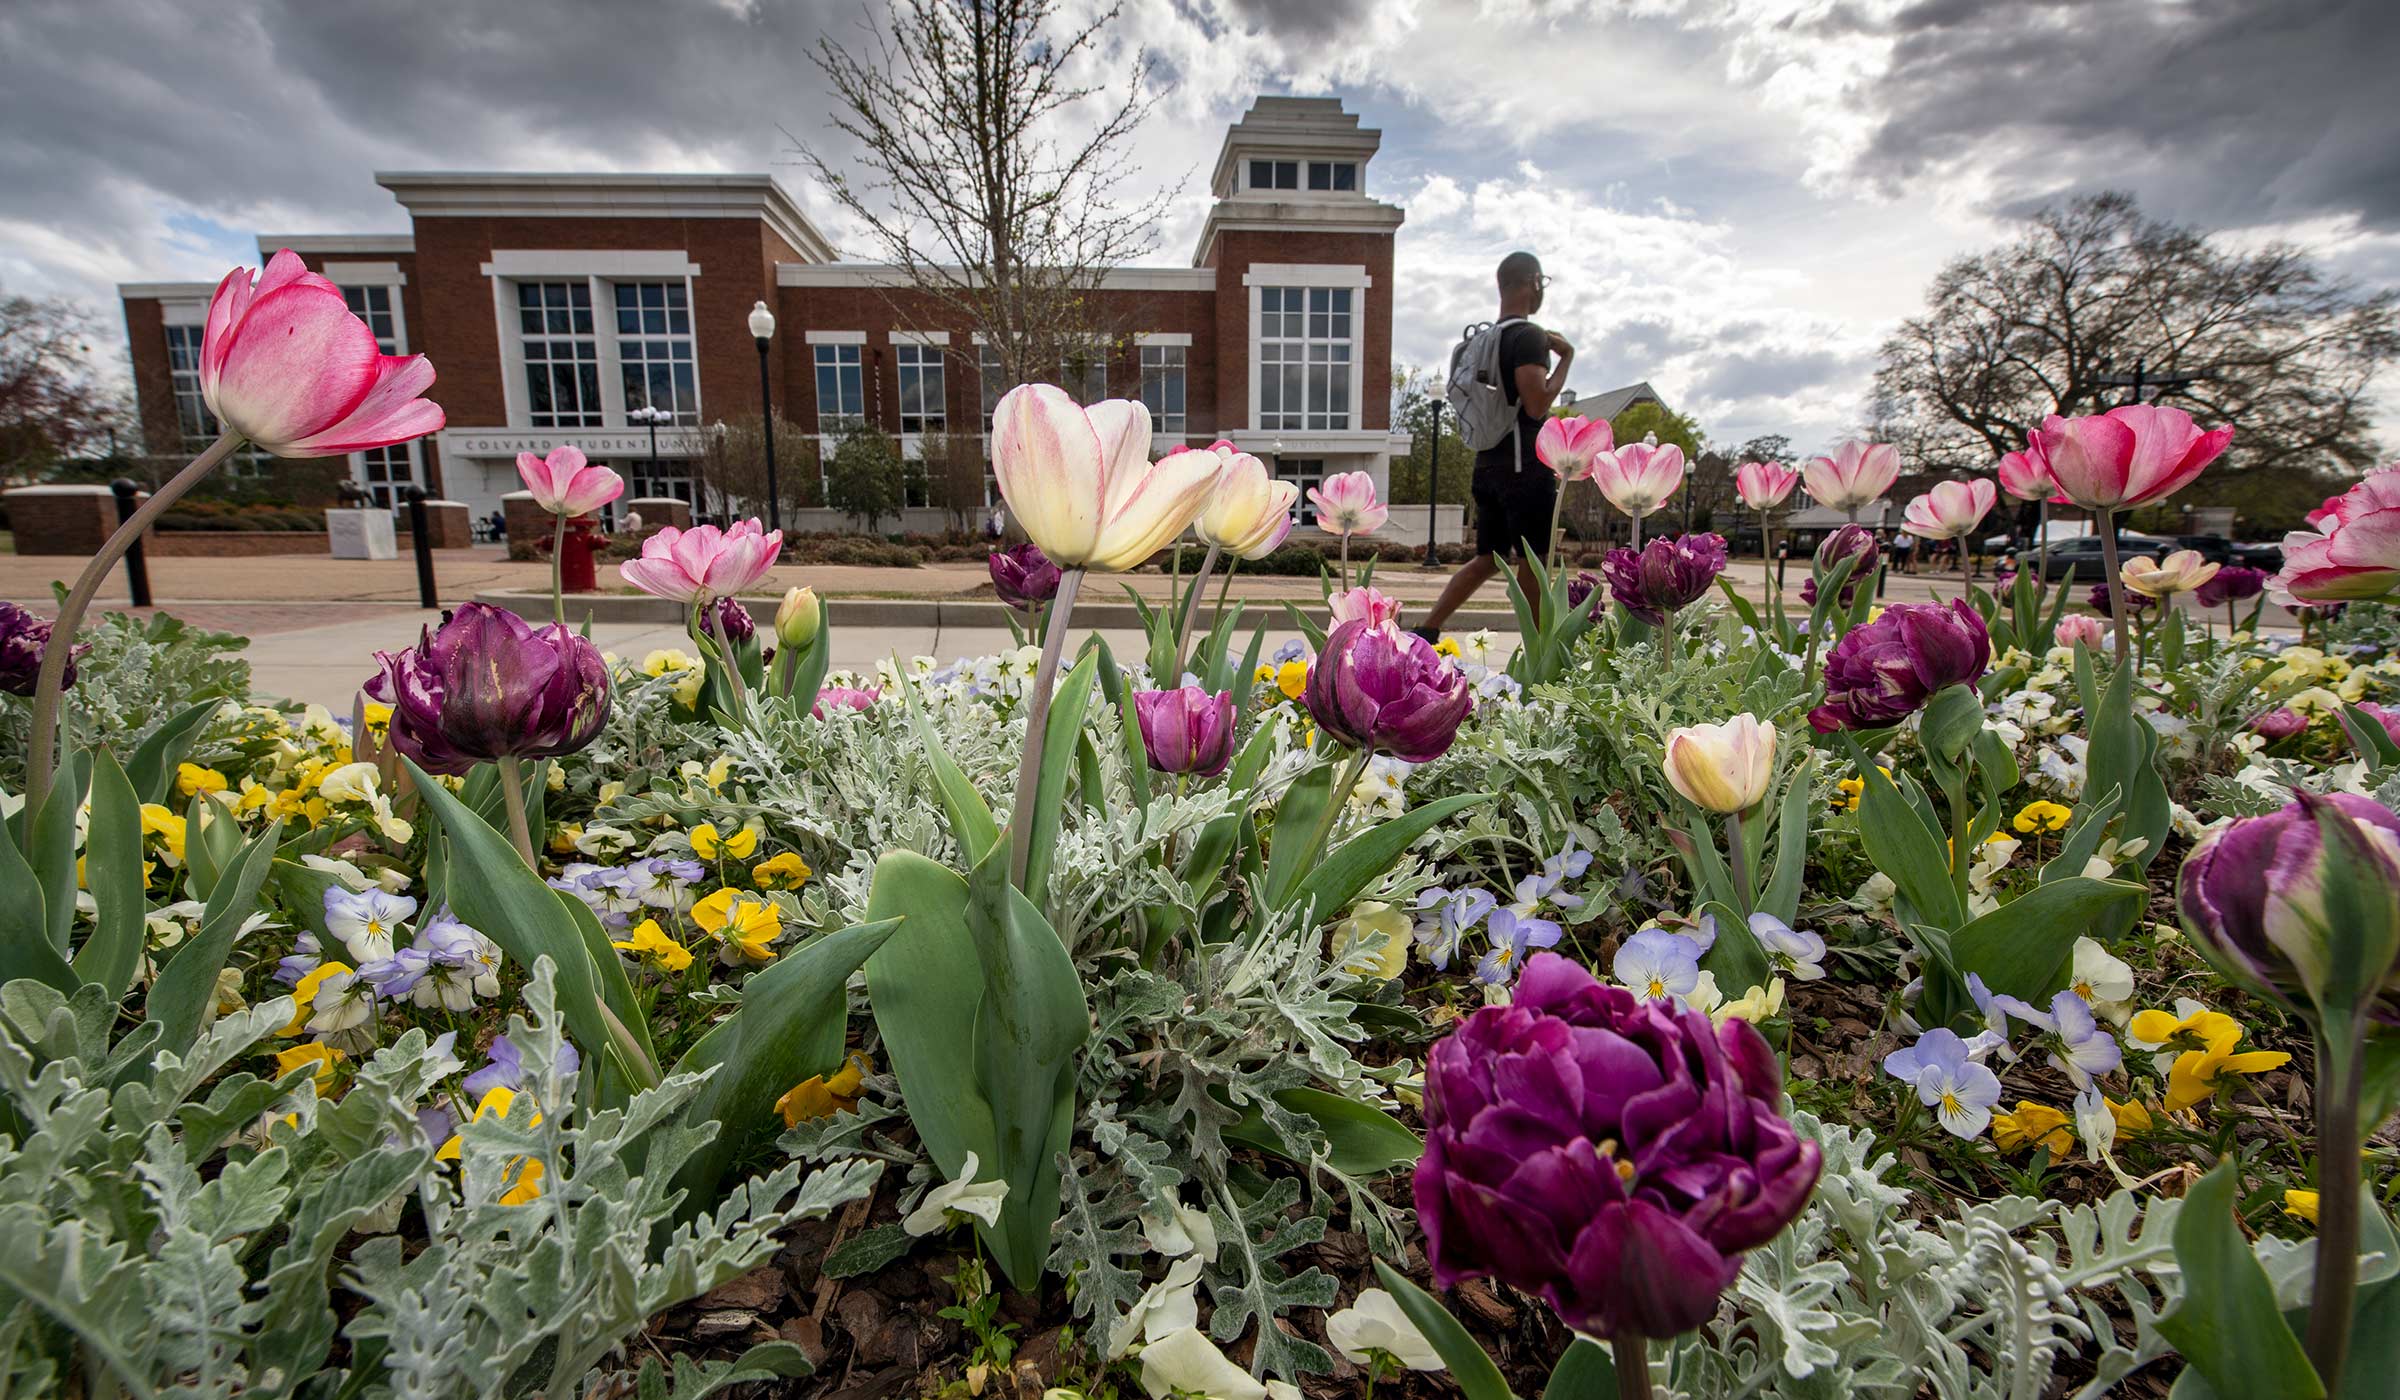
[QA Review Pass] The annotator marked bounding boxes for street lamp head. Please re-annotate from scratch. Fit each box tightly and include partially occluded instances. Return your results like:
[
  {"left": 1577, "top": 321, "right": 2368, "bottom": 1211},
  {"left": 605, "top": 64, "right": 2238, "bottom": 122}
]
[{"left": 748, "top": 300, "right": 776, "bottom": 341}]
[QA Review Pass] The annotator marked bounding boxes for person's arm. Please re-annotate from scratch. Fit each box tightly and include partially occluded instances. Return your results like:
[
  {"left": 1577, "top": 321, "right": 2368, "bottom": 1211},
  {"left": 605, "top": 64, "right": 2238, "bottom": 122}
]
[{"left": 1514, "top": 329, "right": 1573, "bottom": 417}]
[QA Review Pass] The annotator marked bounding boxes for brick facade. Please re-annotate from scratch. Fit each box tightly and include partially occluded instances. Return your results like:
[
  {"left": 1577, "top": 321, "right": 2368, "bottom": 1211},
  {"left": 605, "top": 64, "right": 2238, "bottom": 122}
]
[{"left": 115, "top": 97, "right": 1408, "bottom": 535}]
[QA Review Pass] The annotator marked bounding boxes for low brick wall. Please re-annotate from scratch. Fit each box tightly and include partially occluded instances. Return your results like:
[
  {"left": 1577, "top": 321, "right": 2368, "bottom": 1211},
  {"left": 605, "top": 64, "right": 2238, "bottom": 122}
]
[
  {"left": 146, "top": 531, "right": 331, "bottom": 557},
  {"left": 5, "top": 485, "right": 120, "bottom": 555}
]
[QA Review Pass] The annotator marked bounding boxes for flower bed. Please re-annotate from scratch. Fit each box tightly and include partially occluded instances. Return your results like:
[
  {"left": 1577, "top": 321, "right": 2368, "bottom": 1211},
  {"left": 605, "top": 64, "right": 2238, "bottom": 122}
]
[{"left": 8, "top": 251, "right": 2400, "bottom": 1400}]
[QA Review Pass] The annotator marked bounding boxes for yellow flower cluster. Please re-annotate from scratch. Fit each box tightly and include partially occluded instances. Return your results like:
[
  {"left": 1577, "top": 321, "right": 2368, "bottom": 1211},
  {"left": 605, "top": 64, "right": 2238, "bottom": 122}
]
[
  {"left": 2127, "top": 1006, "right": 2290, "bottom": 1112},
  {"left": 1252, "top": 659, "right": 1310, "bottom": 703}
]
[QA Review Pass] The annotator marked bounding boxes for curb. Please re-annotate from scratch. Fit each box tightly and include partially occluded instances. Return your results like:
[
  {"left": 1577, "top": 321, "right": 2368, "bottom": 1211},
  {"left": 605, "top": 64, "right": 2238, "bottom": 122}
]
[{"left": 468, "top": 590, "right": 1524, "bottom": 633}]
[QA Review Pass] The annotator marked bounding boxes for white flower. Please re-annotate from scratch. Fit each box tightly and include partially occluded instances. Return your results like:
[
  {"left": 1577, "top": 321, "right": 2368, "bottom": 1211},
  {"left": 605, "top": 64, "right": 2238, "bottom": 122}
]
[
  {"left": 2069, "top": 937, "right": 2136, "bottom": 1024},
  {"left": 1138, "top": 1326, "right": 1271, "bottom": 1400},
  {"left": 325, "top": 888, "right": 416, "bottom": 964},
  {"left": 316, "top": 761, "right": 381, "bottom": 805},
  {"left": 301, "top": 852, "right": 375, "bottom": 892},
  {"left": 305, "top": 967, "right": 375, "bottom": 1034},
  {"left": 1325, "top": 1289, "right": 1443, "bottom": 1371},
  {"left": 1107, "top": 1256, "right": 1203, "bottom": 1359},
  {"left": 1140, "top": 1199, "right": 1218, "bottom": 1261},
  {"left": 575, "top": 825, "right": 638, "bottom": 859},
  {"left": 903, "top": 1151, "right": 1009, "bottom": 1236}
]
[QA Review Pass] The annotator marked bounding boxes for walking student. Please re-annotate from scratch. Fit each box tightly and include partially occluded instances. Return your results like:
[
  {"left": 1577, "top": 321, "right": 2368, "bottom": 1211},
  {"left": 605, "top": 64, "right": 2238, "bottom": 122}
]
[{"left": 1411, "top": 251, "right": 1574, "bottom": 641}]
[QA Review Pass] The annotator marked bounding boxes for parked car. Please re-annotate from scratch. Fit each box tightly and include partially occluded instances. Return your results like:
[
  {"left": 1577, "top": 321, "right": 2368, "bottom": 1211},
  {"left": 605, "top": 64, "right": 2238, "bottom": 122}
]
[
  {"left": 2015, "top": 532, "right": 2176, "bottom": 581},
  {"left": 2234, "top": 539, "right": 2285, "bottom": 572},
  {"left": 2161, "top": 534, "right": 2243, "bottom": 564}
]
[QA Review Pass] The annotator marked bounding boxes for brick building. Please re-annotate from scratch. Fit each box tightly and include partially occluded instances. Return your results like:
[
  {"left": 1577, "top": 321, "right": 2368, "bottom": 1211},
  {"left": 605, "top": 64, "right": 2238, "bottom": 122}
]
[{"left": 116, "top": 97, "right": 1412, "bottom": 531}]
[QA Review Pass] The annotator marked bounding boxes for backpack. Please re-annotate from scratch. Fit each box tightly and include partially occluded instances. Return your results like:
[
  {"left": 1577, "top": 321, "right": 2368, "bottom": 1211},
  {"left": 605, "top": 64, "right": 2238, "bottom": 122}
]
[{"left": 1445, "top": 316, "right": 1529, "bottom": 463}]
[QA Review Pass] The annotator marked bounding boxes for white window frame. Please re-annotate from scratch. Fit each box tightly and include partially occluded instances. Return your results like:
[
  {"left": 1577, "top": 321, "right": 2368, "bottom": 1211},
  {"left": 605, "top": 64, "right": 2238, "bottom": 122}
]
[
  {"left": 813, "top": 341, "right": 867, "bottom": 438},
  {"left": 894, "top": 342, "right": 947, "bottom": 435},
  {"left": 484, "top": 253, "right": 700, "bottom": 430},
  {"left": 341, "top": 281, "right": 420, "bottom": 505},
  {"left": 1306, "top": 161, "right": 1358, "bottom": 192},
  {"left": 610, "top": 279, "right": 701, "bottom": 425},
  {"left": 1244, "top": 265, "right": 1369, "bottom": 433},
  {"left": 1139, "top": 341, "right": 1188, "bottom": 437},
  {"left": 1247, "top": 158, "right": 1299, "bottom": 192}
]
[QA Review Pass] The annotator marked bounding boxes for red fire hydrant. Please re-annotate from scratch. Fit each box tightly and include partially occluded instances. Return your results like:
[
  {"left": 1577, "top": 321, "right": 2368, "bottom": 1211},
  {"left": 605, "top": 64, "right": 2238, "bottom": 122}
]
[{"left": 558, "top": 515, "right": 602, "bottom": 594}]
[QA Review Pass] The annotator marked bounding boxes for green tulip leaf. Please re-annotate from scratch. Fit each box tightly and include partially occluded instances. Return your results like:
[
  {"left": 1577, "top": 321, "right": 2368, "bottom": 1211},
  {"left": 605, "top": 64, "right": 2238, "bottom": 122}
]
[
  {"left": 143, "top": 819, "right": 283, "bottom": 1064},
  {"left": 1264, "top": 760, "right": 1337, "bottom": 911},
  {"left": 125, "top": 700, "right": 223, "bottom": 808},
  {"left": 1224, "top": 1086, "right": 1421, "bottom": 1176},
  {"left": 2154, "top": 1160, "right": 2323, "bottom": 1400},
  {"left": 1021, "top": 647, "right": 1100, "bottom": 901},
  {"left": 1542, "top": 1339, "right": 1619, "bottom": 1400},
  {"left": 75, "top": 752, "right": 149, "bottom": 998},
  {"left": 1948, "top": 875, "right": 2146, "bottom": 1002},
  {"left": 1295, "top": 792, "right": 1486, "bottom": 923}
]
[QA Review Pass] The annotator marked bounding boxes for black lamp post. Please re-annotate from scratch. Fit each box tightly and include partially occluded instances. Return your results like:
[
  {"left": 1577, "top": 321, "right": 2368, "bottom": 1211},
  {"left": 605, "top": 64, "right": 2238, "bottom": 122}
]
[
  {"left": 1422, "top": 396, "right": 1444, "bottom": 567},
  {"left": 629, "top": 404, "right": 669, "bottom": 494},
  {"left": 748, "top": 300, "right": 781, "bottom": 532}
]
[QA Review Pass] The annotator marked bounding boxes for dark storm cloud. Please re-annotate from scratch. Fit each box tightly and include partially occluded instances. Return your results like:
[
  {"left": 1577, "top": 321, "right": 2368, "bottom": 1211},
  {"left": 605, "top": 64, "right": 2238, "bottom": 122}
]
[
  {"left": 1217, "top": 0, "right": 1378, "bottom": 44},
  {"left": 1850, "top": 0, "right": 2400, "bottom": 230},
  {"left": 1691, "top": 346, "right": 1857, "bottom": 403}
]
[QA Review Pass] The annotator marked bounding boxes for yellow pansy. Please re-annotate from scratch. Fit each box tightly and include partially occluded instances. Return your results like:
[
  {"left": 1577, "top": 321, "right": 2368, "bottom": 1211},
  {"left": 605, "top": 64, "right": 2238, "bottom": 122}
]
[
  {"left": 2012, "top": 800, "right": 2073, "bottom": 834},
  {"left": 776, "top": 1050, "right": 874, "bottom": 1127},
  {"left": 361, "top": 701, "right": 393, "bottom": 740},
  {"left": 1330, "top": 902, "right": 1411, "bottom": 979},
  {"left": 274, "top": 1042, "right": 347, "bottom": 1092},
  {"left": 2106, "top": 1096, "right": 2153, "bottom": 1138},
  {"left": 548, "top": 822, "right": 584, "bottom": 854},
  {"left": 1991, "top": 1101, "right": 2074, "bottom": 1156},
  {"left": 2128, "top": 1007, "right": 2292, "bottom": 1111},
  {"left": 234, "top": 780, "right": 277, "bottom": 814},
  {"left": 278, "top": 962, "right": 354, "bottom": 1037},
  {"left": 176, "top": 763, "right": 228, "bottom": 797},
  {"left": 611, "top": 918, "right": 695, "bottom": 974},
  {"left": 499, "top": 1157, "right": 547, "bottom": 1206},
  {"left": 1275, "top": 660, "right": 1310, "bottom": 701},
  {"left": 435, "top": 1087, "right": 548, "bottom": 1205},
  {"left": 1254, "top": 663, "right": 1276, "bottom": 685},
  {"left": 692, "top": 888, "right": 782, "bottom": 962},
  {"left": 689, "top": 822, "right": 759, "bottom": 861},
  {"left": 1433, "top": 637, "right": 1462, "bottom": 658},
  {"left": 752, "top": 851, "right": 813, "bottom": 890},
  {"left": 139, "top": 804, "right": 188, "bottom": 863},
  {"left": 2285, "top": 1189, "right": 2320, "bottom": 1226},
  {"left": 1834, "top": 776, "right": 1864, "bottom": 811}
]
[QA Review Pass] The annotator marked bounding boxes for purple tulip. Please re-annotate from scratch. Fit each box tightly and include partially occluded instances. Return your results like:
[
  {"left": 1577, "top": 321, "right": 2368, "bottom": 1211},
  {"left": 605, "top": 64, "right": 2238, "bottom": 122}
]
[
  {"left": 369, "top": 602, "right": 611, "bottom": 775},
  {"left": 2194, "top": 564, "right": 2268, "bottom": 609},
  {"left": 2087, "top": 582, "right": 2153, "bottom": 615},
  {"left": 1602, "top": 532, "right": 1728, "bottom": 626},
  {"left": 0, "top": 602, "right": 86, "bottom": 697},
  {"left": 2179, "top": 791, "right": 2400, "bottom": 1021},
  {"left": 1304, "top": 619, "right": 1474, "bottom": 762},
  {"left": 1807, "top": 598, "right": 1990, "bottom": 733},
  {"left": 1133, "top": 685, "right": 1235, "bottom": 777},
  {"left": 705, "top": 595, "right": 755, "bottom": 645},
  {"left": 1566, "top": 571, "right": 1601, "bottom": 609},
  {"left": 1814, "top": 523, "right": 1881, "bottom": 579},
  {"left": 989, "top": 542, "right": 1061, "bottom": 610},
  {"left": 2250, "top": 707, "right": 2308, "bottom": 742},
  {"left": 2352, "top": 702, "right": 2400, "bottom": 752},
  {"left": 1415, "top": 952, "right": 1821, "bottom": 1341}
]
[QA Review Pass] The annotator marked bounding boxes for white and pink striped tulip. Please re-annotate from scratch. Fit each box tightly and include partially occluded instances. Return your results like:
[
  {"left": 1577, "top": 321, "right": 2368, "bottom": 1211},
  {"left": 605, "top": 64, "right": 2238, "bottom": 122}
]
[
  {"left": 1327, "top": 585, "right": 1403, "bottom": 632},
  {"left": 1733, "top": 460, "right": 1798, "bottom": 511},
  {"left": 1995, "top": 442, "right": 2057, "bottom": 503},
  {"left": 200, "top": 249, "right": 443, "bottom": 458},
  {"left": 993, "top": 385, "right": 1221, "bottom": 572},
  {"left": 1590, "top": 440, "right": 1685, "bottom": 517},
  {"left": 1535, "top": 416, "right": 1615, "bottom": 481},
  {"left": 1801, "top": 440, "right": 1900, "bottom": 515},
  {"left": 516, "top": 446, "right": 624, "bottom": 517},
  {"left": 619, "top": 519, "right": 783, "bottom": 604},
  {"left": 1310, "top": 472, "right": 1389, "bottom": 537},
  {"left": 2031, "top": 405, "right": 2232, "bottom": 511},
  {"left": 1901, "top": 479, "right": 1998, "bottom": 541}
]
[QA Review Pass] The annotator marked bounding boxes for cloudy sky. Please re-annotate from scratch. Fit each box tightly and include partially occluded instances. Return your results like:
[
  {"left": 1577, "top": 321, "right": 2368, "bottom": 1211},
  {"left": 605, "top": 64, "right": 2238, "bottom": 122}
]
[{"left": 4, "top": 0, "right": 2395, "bottom": 458}]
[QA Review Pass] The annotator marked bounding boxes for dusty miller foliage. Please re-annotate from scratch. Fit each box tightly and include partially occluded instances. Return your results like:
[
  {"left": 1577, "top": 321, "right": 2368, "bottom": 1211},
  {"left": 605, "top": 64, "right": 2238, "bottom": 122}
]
[
  {"left": 0, "top": 609, "right": 251, "bottom": 789},
  {"left": 1648, "top": 1113, "right": 2185, "bottom": 1399},
  {"left": 0, "top": 961, "right": 877, "bottom": 1399}
]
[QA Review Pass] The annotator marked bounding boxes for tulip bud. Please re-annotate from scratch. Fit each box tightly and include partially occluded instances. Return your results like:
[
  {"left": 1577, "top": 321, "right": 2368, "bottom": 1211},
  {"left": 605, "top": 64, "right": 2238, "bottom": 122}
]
[
  {"left": 1304, "top": 620, "right": 1474, "bottom": 763},
  {"left": 1132, "top": 685, "right": 1236, "bottom": 777},
  {"left": 1601, "top": 533, "right": 1727, "bottom": 625},
  {"left": 1662, "top": 714, "right": 1777, "bottom": 814},
  {"left": 0, "top": 602, "right": 85, "bottom": 697},
  {"left": 1814, "top": 522, "right": 1881, "bottom": 577},
  {"left": 1807, "top": 598, "right": 1990, "bottom": 733},
  {"left": 776, "top": 586, "right": 822, "bottom": 648},
  {"left": 367, "top": 602, "right": 611, "bottom": 775},
  {"left": 2055, "top": 613, "right": 2110, "bottom": 650},
  {"left": 2179, "top": 791, "right": 2400, "bottom": 1025}
]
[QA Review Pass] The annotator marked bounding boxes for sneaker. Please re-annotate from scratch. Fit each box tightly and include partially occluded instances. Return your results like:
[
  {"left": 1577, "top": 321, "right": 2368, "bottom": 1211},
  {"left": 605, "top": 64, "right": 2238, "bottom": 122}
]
[{"left": 1408, "top": 625, "right": 1442, "bottom": 645}]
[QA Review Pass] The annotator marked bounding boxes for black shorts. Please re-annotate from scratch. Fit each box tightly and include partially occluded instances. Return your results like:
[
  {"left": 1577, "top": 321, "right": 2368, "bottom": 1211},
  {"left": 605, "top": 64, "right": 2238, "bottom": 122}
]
[{"left": 1473, "top": 463, "right": 1557, "bottom": 559}]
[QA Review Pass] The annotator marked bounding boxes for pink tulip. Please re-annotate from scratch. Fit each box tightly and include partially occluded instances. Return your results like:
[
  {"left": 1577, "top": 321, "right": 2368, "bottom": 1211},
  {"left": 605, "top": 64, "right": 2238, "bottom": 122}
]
[
  {"left": 2056, "top": 613, "right": 2111, "bottom": 650},
  {"left": 1995, "top": 442, "right": 2057, "bottom": 503},
  {"left": 1327, "top": 585, "right": 1402, "bottom": 632},
  {"left": 1901, "top": 479, "right": 1997, "bottom": 541},
  {"left": 619, "top": 519, "right": 783, "bottom": 604},
  {"left": 1535, "top": 416, "right": 1615, "bottom": 481},
  {"left": 992, "top": 385, "right": 1221, "bottom": 572},
  {"left": 1310, "top": 471, "right": 1389, "bottom": 537},
  {"left": 1801, "top": 441, "right": 1899, "bottom": 515},
  {"left": 2031, "top": 405, "right": 2232, "bottom": 512},
  {"left": 2273, "top": 466, "right": 2400, "bottom": 602},
  {"left": 2306, "top": 493, "right": 2348, "bottom": 530},
  {"left": 1590, "top": 441, "right": 1685, "bottom": 517},
  {"left": 517, "top": 445, "right": 624, "bottom": 517},
  {"left": 200, "top": 249, "right": 444, "bottom": 458},
  {"left": 1733, "top": 460, "right": 1798, "bottom": 511}
]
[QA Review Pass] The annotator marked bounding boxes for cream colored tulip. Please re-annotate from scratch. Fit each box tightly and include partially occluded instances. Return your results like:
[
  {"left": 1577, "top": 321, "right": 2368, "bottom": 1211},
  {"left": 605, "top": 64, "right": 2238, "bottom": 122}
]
[
  {"left": 2120, "top": 548, "right": 2221, "bottom": 597},
  {"left": 1193, "top": 450, "right": 1300, "bottom": 558},
  {"left": 991, "top": 385, "right": 1222, "bottom": 572},
  {"left": 1662, "top": 714, "right": 1777, "bottom": 813}
]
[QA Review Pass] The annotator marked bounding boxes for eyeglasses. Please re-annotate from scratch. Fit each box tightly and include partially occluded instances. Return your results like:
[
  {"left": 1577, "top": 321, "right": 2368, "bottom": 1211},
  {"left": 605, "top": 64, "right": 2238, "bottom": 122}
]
[{"left": 1534, "top": 273, "right": 1554, "bottom": 291}]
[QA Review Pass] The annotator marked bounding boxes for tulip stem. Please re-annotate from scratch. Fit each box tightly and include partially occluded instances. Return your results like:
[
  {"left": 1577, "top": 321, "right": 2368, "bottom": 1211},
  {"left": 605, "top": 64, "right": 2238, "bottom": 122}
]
[
  {"left": 2036, "top": 498, "right": 2050, "bottom": 587},
  {"left": 2097, "top": 509, "right": 2132, "bottom": 667},
  {"left": 495, "top": 754, "right": 539, "bottom": 868},
  {"left": 1629, "top": 510, "right": 1644, "bottom": 553},
  {"left": 1174, "top": 542, "right": 1221, "bottom": 674},
  {"left": 1611, "top": 1331, "right": 1653, "bottom": 1400},
  {"left": 1008, "top": 567, "right": 1084, "bottom": 891},
  {"left": 703, "top": 603, "right": 750, "bottom": 713},
  {"left": 549, "top": 513, "right": 568, "bottom": 626},
  {"left": 1726, "top": 807, "right": 1752, "bottom": 914},
  {"left": 1544, "top": 477, "right": 1566, "bottom": 580},
  {"left": 1339, "top": 533, "right": 1351, "bottom": 592},
  {"left": 2306, "top": 1022, "right": 2366, "bottom": 1395},
  {"left": 25, "top": 430, "right": 245, "bottom": 818},
  {"left": 1762, "top": 512, "right": 1779, "bottom": 617}
]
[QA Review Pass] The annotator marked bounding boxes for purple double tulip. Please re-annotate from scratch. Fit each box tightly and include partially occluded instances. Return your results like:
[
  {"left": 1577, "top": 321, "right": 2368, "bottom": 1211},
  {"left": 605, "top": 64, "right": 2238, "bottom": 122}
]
[
  {"left": 989, "top": 542, "right": 1061, "bottom": 611},
  {"left": 0, "top": 602, "right": 85, "bottom": 697},
  {"left": 1133, "top": 685, "right": 1235, "bottom": 776},
  {"left": 2179, "top": 791, "right": 2400, "bottom": 1022},
  {"left": 1415, "top": 952, "right": 1821, "bottom": 1341},
  {"left": 1807, "top": 597, "right": 1990, "bottom": 733},
  {"left": 1303, "top": 619, "right": 1473, "bottom": 763},
  {"left": 1809, "top": 523, "right": 1881, "bottom": 603},
  {"left": 369, "top": 602, "right": 611, "bottom": 775},
  {"left": 1601, "top": 532, "right": 1728, "bottom": 626},
  {"left": 2194, "top": 564, "right": 2268, "bottom": 609},
  {"left": 705, "top": 595, "right": 756, "bottom": 645}
]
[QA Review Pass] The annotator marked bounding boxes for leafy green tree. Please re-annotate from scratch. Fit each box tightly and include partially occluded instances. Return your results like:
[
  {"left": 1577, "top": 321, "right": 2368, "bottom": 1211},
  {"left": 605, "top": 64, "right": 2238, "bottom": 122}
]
[
  {"left": 1608, "top": 401, "right": 1704, "bottom": 458},
  {"left": 826, "top": 423, "right": 905, "bottom": 533}
]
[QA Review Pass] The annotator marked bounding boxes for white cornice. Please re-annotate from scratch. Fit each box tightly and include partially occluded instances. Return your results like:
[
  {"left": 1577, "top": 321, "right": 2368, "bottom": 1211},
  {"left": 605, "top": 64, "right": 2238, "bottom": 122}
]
[
  {"left": 116, "top": 282, "right": 215, "bottom": 302},
  {"left": 257, "top": 234, "right": 415, "bottom": 257},
  {"left": 776, "top": 261, "right": 1215, "bottom": 292},
  {"left": 376, "top": 171, "right": 839, "bottom": 263},
  {"left": 1193, "top": 198, "right": 1405, "bottom": 266}
]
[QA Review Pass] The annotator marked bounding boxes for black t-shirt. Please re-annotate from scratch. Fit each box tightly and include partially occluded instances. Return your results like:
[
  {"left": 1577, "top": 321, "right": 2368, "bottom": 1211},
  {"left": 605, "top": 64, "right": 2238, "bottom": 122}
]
[{"left": 1473, "top": 321, "right": 1551, "bottom": 475}]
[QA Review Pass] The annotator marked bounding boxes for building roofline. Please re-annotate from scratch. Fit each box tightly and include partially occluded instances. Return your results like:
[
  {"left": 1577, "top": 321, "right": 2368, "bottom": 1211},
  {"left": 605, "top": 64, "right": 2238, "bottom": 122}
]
[
  {"left": 1209, "top": 96, "right": 1383, "bottom": 197},
  {"left": 117, "top": 281, "right": 217, "bottom": 302},
  {"left": 374, "top": 170, "right": 839, "bottom": 263},
  {"left": 256, "top": 234, "right": 415, "bottom": 257},
  {"left": 777, "top": 261, "right": 1216, "bottom": 292},
  {"left": 1191, "top": 198, "right": 1405, "bottom": 266}
]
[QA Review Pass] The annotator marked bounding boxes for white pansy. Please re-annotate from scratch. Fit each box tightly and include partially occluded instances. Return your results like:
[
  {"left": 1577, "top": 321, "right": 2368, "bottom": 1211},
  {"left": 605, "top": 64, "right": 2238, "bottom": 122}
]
[
  {"left": 1106, "top": 1256, "right": 1203, "bottom": 1359},
  {"left": 1137, "top": 1326, "right": 1267, "bottom": 1400},
  {"left": 2069, "top": 937, "right": 2137, "bottom": 1024},
  {"left": 902, "top": 1151, "right": 1009, "bottom": 1236},
  {"left": 315, "top": 762, "right": 381, "bottom": 804},
  {"left": 1324, "top": 1288, "right": 1444, "bottom": 1371},
  {"left": 1140, "top": 1199, "right": 1218, "bottom": 1261}
]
